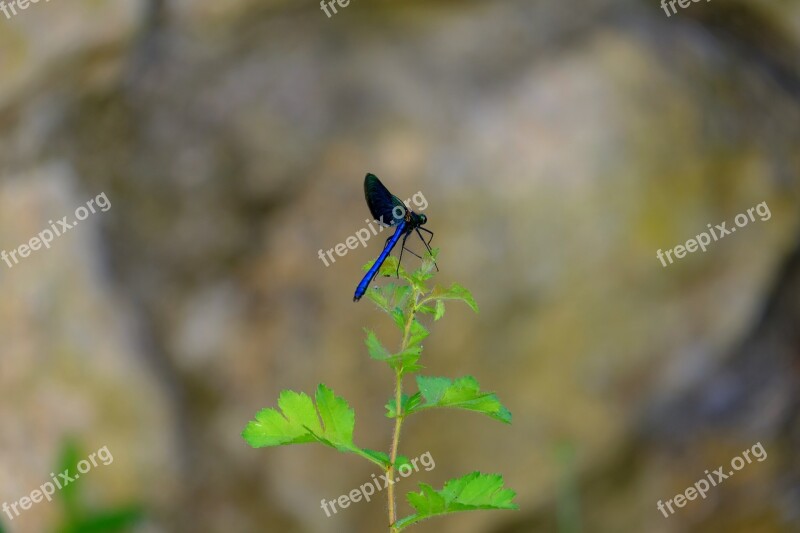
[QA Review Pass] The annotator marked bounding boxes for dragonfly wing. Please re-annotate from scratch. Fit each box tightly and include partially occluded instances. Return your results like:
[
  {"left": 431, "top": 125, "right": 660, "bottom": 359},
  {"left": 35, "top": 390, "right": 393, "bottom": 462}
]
[{"left": 364, "top": 173, "right": 406, "bottom": 225}]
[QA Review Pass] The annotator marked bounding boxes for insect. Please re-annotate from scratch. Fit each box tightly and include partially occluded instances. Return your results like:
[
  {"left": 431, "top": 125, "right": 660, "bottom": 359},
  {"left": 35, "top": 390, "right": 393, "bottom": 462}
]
[{"left": 353, "top": 173, "right": 437, "bottom": 302}]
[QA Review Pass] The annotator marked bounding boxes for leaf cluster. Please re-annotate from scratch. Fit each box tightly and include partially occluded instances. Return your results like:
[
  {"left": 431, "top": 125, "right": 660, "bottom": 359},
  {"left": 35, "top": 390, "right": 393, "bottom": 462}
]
[{"left": 242, "top": 248, "right": 516, "bottom": 530}]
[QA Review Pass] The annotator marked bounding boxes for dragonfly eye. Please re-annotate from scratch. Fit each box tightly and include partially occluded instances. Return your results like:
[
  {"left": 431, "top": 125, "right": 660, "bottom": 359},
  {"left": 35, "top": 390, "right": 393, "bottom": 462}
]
[{"left": 419, "top": 214, "right": 427, "bottom": 225}]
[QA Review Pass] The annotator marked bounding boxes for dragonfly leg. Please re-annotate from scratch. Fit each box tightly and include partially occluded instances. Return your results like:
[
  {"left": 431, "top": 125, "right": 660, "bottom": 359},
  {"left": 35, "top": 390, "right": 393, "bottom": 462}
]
[
  {"left": 415, "top": 228, "right": 439, "bottom": 271},
  {"left": 396, "top": 231, "right": 412, "bottom": 278},
  {"left": 403, "top": 246, "right": 422, "bottom": 260},
  {"left": 418, "top": 227, "right": 434, "bottom": 246}
]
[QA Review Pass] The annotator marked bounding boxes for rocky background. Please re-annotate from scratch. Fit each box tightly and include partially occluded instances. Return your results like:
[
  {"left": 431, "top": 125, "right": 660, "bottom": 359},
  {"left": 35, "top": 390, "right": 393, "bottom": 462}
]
[{"left": 0, "top": 0, "right": 798, "bottom": 532}]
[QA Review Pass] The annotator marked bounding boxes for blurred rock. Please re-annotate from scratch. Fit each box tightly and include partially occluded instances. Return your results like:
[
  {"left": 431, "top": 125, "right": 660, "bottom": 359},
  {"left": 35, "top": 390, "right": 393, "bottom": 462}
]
[{"left": 0, "top": 0, "right": 798, "bottom": 532}]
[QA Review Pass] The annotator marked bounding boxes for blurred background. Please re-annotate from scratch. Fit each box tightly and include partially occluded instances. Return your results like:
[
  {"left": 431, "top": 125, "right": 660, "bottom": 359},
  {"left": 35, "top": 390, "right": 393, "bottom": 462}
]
[{"left": 0, "top": 0, "right": 799, "bottom": 532}]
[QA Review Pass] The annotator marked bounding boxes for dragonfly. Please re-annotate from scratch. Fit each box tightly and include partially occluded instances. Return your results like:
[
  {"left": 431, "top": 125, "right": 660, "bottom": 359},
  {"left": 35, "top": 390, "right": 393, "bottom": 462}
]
[{"left": 353, "top": 173, "right": 437, "bottom": 302}]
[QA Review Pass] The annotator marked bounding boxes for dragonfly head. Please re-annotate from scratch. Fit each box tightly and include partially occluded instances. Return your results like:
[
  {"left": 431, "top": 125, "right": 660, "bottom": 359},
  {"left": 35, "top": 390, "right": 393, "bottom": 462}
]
[{"left": 417, "top": 214, "right": 427, "bottom": 226}]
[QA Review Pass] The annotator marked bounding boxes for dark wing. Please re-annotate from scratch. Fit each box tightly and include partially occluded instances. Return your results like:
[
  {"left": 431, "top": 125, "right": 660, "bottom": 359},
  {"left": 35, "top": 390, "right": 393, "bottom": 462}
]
[{"left": 364, "top": 173, "right": 406, "bottom": 226}]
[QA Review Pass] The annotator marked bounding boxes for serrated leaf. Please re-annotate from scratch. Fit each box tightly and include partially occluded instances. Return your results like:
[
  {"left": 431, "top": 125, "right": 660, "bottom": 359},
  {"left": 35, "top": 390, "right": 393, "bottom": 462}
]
[
  {"left": 407, "top": 319, "right": 429, "bottom": 348},
  {"left": 361, "top": 261, "right": 412, "bottom": 309},
  {"left": 391, "top": 308, "right": 406, "bottom": 330},
  {"left": 394, "top": 454, "right": 412, "bottom": 470},
  {"left": 387, "top": 345, "right": 423, "bottom": 372},
  {"left": 420, "top": 247, "right": 440, "bottom": 274},
  {"left": 395, "top": 472, "right": 517, "bottom": 530},
  {"left": 366, "top": 328, "right": 422, "bottom": 371},
  {"left": 433, "top": 300, "right": 445, "bottom": 321},
  {"left": 364, "top": 329, "right": 391, "bottom": 361},
  {"left": 389, "top": 283, "right": 412, "bottom": 307},
  {"left": 361, "top": 449, "right": 391, "bottom": 467},
  {"left": 371, "top": 282, "right": 412, "bottom": 313},
  {"left": 376, "top": 256, "right": 410, "bottom": 281},
  {"left": 385, "top": 392, "right": 423, "bottom": 418},
  {"left": 410, "top": 269, "right": 433, "bottom": 293},
  {"left": 402, "top": 362, "right": 424, "bottom": 373},
  {"left": 362, "top": 451, "right": 412, "bottom": 471},
  {"left": 365, "top": 285, "right": 391, "bottom": 312},
  {"left": 428, "top": 283, "right": 478, "bottom": 313},
  {"left": 410, "top": 376, "right": 511, "bottom": 423},
  {"left": 314, "top": 384, "right": 356, "bottom": 448},
  {"left": 351, "top": 449, "right": 401, "bottom": 470},
  {"left": 417, "top": 304, "right": 436, "bottom": 315},
  {"left": 243, "top": 390, "right": 319, "bottom": 447},
  {"left": 243, "top": 385, "right": 387, "bottom": 466}
]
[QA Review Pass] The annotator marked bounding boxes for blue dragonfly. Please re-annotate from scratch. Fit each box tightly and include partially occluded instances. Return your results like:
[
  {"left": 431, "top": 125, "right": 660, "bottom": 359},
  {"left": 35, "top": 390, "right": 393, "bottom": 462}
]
[{"left": 353, "top": 173, "right": 437, "bottom": 301}]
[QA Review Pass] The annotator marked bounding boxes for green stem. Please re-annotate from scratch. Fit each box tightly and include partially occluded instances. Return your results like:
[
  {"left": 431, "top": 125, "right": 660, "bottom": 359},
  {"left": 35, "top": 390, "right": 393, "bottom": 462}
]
[
  {"left": 388, "top": 368, "right": 403, "bottom": 530},
  {"left": 388, "top": 288, "right": 420, "bottom": 532}
]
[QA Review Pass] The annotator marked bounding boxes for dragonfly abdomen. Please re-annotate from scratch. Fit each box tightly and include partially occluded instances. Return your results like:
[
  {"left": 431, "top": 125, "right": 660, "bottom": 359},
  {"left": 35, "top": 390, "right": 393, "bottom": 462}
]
[{"left": 353, "top": 222, "right": 406, "bottom": 301}]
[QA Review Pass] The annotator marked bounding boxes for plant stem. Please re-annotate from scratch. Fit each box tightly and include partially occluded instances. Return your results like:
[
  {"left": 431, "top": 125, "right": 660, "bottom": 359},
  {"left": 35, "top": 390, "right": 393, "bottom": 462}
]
[
  {"left": 388, "top": 288, "right": 419, "bottom": 532},
  {"left": 388, "top": 368, "right": 403, "bottom": 531}
]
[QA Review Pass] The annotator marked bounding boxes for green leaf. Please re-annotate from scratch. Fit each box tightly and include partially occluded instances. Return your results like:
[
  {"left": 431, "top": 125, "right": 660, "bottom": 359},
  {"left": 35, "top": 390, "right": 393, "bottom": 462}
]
[
  {"left": 410, "top": 269, "right": 433, "bottom": 293},
  {"left": 365, "top": 285, "right": 391, "bottom": 312},
  {"left": 391, "top": 308, "right": 406, "bottom": 330},
  {"left": 242, "top": 385, "right": 387, "bottom": 467},
  {"left": 417, "top": 304, "right": 436, "bottom": 316},
  {"left": 314, "top": 384, "right": 356, "bottom": 448},
  {"left": 242, "top": 390, "right": 321, "bottom": 447},
  {"left": 420, "top": 247, "right": 440, "bottom": 274},
  {"left": 376, "top": 256, "right": 409, "bottom": 281},
  {"left": 394, "top": 454, "right": 412, "bottom": 470},
  {"left": 364, "top": 329, "right": 391, "bottom": 361},
  {"left": 392, "top": 349, "right": 423, "bottom": 373},
  {"left": 385, "top": 392, "right": 423, "bottom": 418},
  {"left": 361, "top": 449, "right": 392, "bottom": 467},
  {"left": 365, "top": 280, "right": 412, "bottom": 312},
  {"left": 363, "top": 451, "right": 412, "bottom": 470},
  {"left": 389, "top": 346, "right": 424, "bottom": 373},
  {"left": 380, "top": 347, "right": 424, "bottom": 373},
  {"left": 59, "top": 507, "right": 143, "bottom": 533},
  {"left": 366, "top": 329, "right": 422, "bottom": 371},
  {"left": 433, "top": 300, "right": 445, "bottom": 321},
  {"left": 395, "top": 472, "right": 517, "bottom": 530},
  {"left": 389, "top": 283, "right": 412, "bottom": 307},
  {"left": 409, "top": 376, "right": 512, "bottom": 423},
  {"left": 428, "top": 283, "right": 478, "bottom": 313},
  {"left": 407, "top": 319, "right": 429, "bottom": 348}
]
